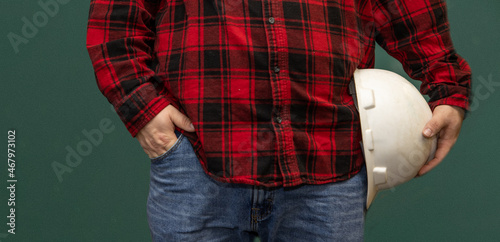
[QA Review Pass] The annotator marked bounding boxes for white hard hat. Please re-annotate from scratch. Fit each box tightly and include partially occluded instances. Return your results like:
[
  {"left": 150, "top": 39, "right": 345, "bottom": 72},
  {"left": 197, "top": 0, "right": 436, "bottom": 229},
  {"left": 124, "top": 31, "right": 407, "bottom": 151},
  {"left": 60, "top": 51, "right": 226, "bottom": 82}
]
[{"left": 350, "top": 69, "right": 437, "bottom": 209}]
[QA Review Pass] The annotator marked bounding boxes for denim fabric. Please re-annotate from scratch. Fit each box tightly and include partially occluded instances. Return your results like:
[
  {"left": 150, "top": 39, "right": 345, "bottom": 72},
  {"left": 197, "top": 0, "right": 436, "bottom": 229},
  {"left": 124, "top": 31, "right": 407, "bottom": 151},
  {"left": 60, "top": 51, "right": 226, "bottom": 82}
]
[{"left": 147, "top": 132, "right": 367, "bottom": 241}]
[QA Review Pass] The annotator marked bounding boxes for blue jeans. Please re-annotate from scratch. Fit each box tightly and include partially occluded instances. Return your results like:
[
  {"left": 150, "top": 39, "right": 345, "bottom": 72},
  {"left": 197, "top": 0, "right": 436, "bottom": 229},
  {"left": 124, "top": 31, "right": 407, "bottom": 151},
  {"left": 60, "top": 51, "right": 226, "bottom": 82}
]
[{"left": 147, "top": 132, "right": 367, "bottom": 241}]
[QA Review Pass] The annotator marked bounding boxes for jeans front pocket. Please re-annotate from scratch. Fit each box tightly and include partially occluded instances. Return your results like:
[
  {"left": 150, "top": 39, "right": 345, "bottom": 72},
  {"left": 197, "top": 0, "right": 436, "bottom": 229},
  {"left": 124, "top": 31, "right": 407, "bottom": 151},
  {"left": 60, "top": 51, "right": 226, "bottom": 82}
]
[{"left": 149, "top": 131, "right": 184, "bottom": 163}]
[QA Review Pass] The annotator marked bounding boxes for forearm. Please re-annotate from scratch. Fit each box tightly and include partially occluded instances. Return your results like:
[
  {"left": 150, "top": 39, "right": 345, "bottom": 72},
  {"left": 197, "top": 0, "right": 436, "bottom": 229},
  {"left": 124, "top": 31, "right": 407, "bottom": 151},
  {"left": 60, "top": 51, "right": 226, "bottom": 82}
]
[
  {"left": 86, "top": 0, "right": 172, "bottom": 136},
  {"left": 372, "top": 0, "right": 471, "bottom": 111}
]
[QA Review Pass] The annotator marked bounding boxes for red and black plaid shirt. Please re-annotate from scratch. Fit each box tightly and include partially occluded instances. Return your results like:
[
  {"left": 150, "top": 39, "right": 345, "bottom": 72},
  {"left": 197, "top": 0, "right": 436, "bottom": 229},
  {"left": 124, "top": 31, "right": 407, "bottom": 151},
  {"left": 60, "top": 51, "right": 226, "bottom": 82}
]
[{"left": 86, "top": 0, "right": 471, "bottom": 187}]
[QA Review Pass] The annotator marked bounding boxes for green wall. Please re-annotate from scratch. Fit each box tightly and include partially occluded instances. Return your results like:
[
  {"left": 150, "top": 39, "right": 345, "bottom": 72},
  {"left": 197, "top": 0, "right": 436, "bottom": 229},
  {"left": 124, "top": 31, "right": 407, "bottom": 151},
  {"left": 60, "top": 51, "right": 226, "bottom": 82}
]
[{"left": 0, "top": 0, "right": 498, "bottom": 241}]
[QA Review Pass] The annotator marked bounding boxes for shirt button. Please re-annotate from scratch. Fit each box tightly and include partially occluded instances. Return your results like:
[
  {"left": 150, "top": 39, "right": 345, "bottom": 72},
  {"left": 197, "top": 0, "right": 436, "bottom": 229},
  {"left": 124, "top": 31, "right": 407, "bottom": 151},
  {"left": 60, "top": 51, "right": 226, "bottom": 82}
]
[
  {"left": 276, "top": 116, "right": 282, "bottom": 124},
  {"left": 268, "top": 17, "right": 275, "bottom": 24},
  {"left": 274, "top": 66, "right": 280, "bottom": 73}
]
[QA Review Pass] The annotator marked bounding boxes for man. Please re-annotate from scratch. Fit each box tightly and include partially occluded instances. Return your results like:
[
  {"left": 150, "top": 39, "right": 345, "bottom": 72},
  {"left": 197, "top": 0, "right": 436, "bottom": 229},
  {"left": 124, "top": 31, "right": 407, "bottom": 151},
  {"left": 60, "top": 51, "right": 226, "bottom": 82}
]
[{"left": 86, "top": 0, "right": 470, "bottom": 241}]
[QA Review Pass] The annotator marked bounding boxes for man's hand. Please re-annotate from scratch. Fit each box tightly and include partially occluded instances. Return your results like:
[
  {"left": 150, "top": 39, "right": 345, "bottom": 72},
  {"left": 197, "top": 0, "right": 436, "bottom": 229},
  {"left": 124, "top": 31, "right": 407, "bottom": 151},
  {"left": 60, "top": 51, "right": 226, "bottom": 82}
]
[
  {"left": 419, "top": 105, "right": 465, "bottom": 176},
  {"left": 136, "top": 105, "right": 195, "bottom": 158}
]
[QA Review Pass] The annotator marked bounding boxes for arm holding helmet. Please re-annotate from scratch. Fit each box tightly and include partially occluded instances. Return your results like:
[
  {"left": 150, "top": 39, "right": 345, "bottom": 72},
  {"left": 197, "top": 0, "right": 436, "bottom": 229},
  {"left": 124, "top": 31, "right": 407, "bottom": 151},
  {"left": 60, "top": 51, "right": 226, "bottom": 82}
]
[{"left": 371, "top": 0, "right": 471, "bottom": 175}]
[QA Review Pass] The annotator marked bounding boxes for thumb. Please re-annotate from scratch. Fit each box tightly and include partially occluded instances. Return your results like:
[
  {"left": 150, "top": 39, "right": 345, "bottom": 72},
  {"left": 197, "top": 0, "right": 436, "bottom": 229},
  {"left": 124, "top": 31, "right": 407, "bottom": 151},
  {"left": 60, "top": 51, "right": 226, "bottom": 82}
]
[
  {"left": 168, "top": 106, "right": 195, "bottom": 132},
  {"left": 422, "top": 113, "right": 445, "bottom": 138}
]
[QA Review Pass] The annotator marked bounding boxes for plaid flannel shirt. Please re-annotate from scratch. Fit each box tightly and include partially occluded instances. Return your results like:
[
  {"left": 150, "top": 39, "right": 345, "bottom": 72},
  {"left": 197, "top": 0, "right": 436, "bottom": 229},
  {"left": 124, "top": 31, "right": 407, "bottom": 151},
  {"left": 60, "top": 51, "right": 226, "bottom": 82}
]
[{"left": 86, "top": 0, "right": 471, "bottom": 187}]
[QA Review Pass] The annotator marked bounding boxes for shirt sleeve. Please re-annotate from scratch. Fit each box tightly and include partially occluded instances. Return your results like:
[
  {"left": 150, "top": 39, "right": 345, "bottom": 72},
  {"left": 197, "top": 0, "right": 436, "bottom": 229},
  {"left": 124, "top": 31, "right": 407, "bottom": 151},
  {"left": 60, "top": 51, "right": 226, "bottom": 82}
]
[
  {"left": 86, "top": 0, "right": 171, "bottom": 137},
  {"left": 371, "top": 0, "right": 471, "bottom": 111}
]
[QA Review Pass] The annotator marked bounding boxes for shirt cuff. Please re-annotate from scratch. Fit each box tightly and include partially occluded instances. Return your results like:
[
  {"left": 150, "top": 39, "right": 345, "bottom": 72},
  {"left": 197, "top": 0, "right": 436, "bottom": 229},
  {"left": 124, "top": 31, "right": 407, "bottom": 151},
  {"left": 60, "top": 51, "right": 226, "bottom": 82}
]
[
  {"left": 111, "top": 83, "right": 173, "bottom": 137},
  {"left": 428, "top": 94, "right": 470, "bottom": 119}
]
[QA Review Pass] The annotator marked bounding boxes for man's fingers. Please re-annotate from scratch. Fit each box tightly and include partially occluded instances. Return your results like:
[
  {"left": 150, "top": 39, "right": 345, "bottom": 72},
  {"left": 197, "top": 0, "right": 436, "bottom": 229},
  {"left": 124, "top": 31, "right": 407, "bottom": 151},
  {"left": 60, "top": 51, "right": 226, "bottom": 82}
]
[
  {"left": 145, "top": 132, "right": 178, "bottom": 158},
  {"left": 136, "top": 105, "right": 195, "bottom": 158},
  {"left": 418, "top": 137, "right": 453, "bottom": 175},
  {"left": 140, "top": 137, "right": 175, "bottom": 158},
  {"left": 423, "top": 113, "right": 445, "bottom": 138},
  {"left": 417, "top": 105, "right": 465, "bottom": 175},
  {"left": 137, "top": 135, "right": 159, "bottom": 158},
  {"left": 167, "top": 106, "right": 195, "bottom": 132},
  {"left": 419, "top": 109, "right": 447, "bottom": 175},
  {"left": 137, "top": 136, "right": 154, "bottom": 158}
]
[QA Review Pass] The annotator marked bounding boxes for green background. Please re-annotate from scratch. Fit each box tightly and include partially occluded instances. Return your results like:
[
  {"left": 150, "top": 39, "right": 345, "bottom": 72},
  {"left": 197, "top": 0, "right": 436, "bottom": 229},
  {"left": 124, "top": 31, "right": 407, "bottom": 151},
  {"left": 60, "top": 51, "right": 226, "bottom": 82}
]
[{"left": 0, "top": 0, "right": 498, "bottom": 241}]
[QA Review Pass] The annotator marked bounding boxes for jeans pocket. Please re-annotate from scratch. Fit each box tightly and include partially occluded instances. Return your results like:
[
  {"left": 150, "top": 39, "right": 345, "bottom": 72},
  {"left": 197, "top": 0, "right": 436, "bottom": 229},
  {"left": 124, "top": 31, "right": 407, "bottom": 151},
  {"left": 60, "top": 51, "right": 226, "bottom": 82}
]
[{"left": 150, "top": 131, "right": 184, "bottom": 163}]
